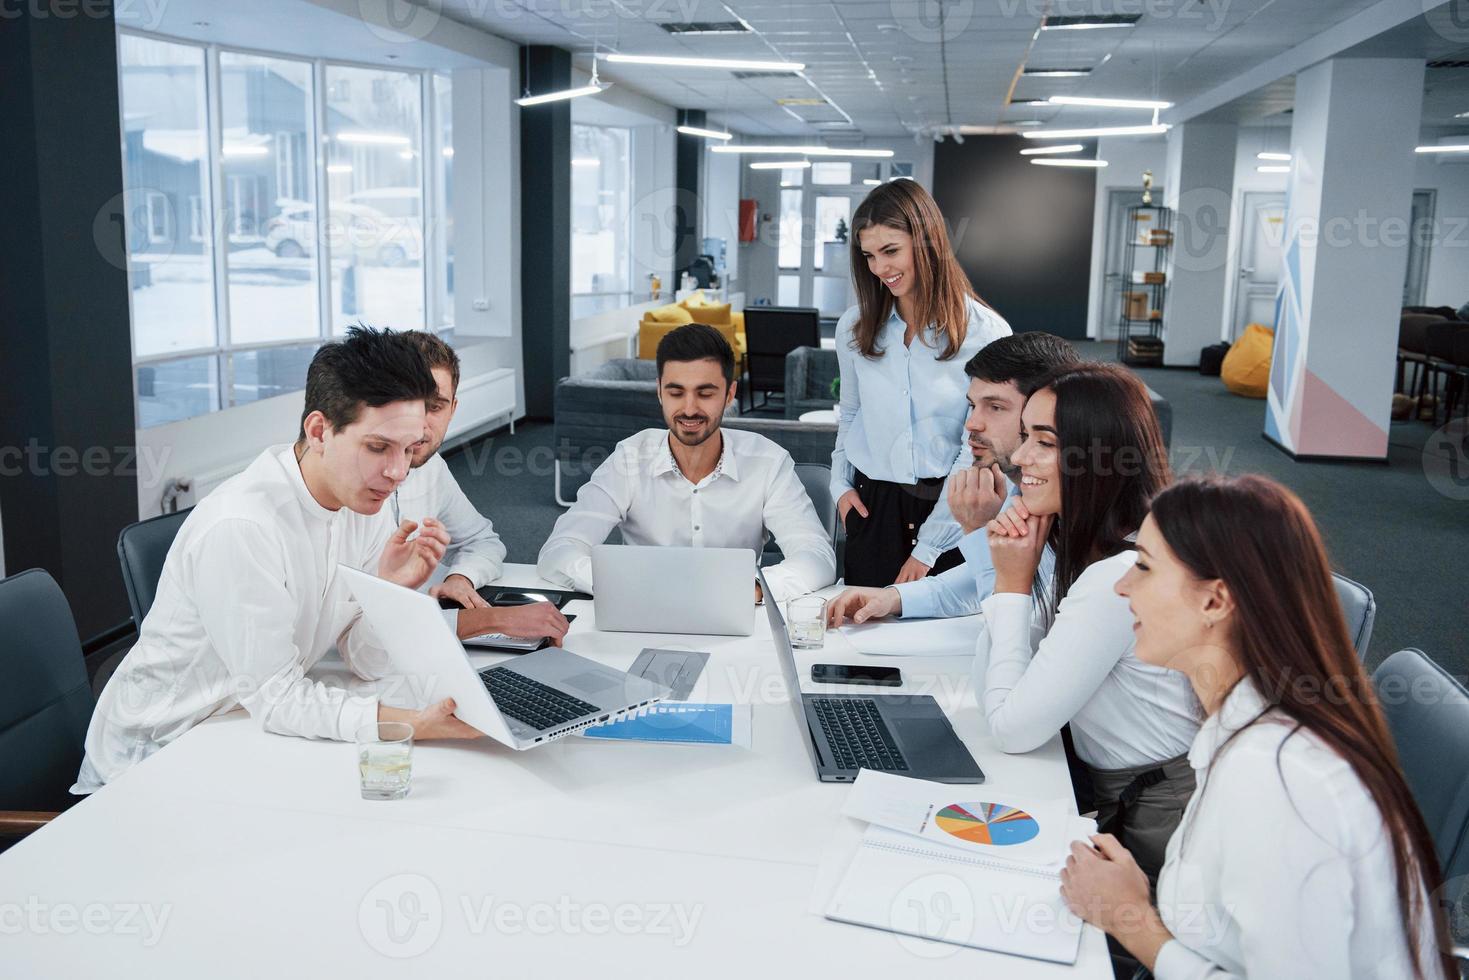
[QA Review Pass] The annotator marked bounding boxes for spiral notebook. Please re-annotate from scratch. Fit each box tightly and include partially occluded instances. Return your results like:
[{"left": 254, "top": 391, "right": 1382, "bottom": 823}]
[{"left": 824, "top": 822, "right": 1090, "bottom": 964}]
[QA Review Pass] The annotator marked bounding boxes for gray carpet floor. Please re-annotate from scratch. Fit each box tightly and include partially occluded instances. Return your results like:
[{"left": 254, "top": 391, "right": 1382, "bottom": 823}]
[{"left": 447, "top": 341, "right": 1468, "bottom": 677}]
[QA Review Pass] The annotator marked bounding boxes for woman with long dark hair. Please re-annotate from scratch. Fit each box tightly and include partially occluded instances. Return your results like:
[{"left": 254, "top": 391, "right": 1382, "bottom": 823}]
[
  {"left": 975, "top": 362, "right": 1201, "bottom": 881},
  {"left": 832, "top": 179, "right": 1011, "bottom": 587},
  {"left": 1060, "top": 474, "right": 1453, "bottom": 978}
]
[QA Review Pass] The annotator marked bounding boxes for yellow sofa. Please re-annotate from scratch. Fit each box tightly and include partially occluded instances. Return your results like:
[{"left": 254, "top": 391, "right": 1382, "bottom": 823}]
[{"left": 637, "top": 292, "right": 746, "bottom": 360}]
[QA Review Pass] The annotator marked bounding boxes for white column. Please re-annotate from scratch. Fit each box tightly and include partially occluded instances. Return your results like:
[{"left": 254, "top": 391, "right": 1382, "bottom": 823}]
[
  {"left": 1162, "top": 121, "right": 1237, "bottom": 366},
  {"left": 1266, "top": 57, "right": 1425, "bottom": 459}
]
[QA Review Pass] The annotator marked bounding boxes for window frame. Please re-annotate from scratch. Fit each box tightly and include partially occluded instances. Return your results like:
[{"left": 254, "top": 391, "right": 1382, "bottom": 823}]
[
  {"left": 569, "top": 122, "right": 634, "bottom": 314},
  {"left": 116, "top": 28, "right": 454, "bottom": 428}
]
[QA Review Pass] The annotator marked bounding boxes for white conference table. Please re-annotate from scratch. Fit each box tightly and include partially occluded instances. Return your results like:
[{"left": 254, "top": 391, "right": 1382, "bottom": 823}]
[{"left": 1, "top": 565, "right": 1108, "bottom": 978}]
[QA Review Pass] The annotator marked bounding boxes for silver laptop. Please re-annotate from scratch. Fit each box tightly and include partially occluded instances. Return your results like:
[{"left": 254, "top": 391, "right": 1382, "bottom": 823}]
[
  {"left": 340, "top": 566, "right": 668, "bottom": 749},
  {"left": 591, "top": 545, "right": 755, "bottom": 636}
]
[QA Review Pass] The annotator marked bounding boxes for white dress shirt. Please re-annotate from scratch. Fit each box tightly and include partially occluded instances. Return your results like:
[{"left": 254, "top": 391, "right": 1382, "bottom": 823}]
[
  {"left": 74, "top": 446, "right": 396, "bottom": 793},
  {"left": 536, "top": 427, "right": 837, "bottom": 604},
  {"left": 1153, "top": 677, "right": 1438, "bottom": 979},
  {"left": 973, "top": 551, "right": 1201, "bottom": 770},
  {"left": 831, "top": 296, "right": 1012, "bottom": 565},
  {"left": 390, "top": 453, "right": 506, "bottom": 588}
]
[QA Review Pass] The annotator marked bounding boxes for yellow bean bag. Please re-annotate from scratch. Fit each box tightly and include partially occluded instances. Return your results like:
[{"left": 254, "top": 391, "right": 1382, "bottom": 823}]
[{"left": 1221, "top": 323, "right": 1274, "bottom": 399}]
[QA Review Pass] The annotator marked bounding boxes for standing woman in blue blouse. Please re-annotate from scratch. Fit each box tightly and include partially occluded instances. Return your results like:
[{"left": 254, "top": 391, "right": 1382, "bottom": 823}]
[{"left": 833, "top": 179, "right": 1012, "bottom": 587}]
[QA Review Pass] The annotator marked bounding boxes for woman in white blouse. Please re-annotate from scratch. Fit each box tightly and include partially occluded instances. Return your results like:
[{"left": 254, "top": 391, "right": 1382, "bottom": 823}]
[
  {"left": 1060, "top": 474, "right": 1453, "bottom": 979},
  {"left": 832, "top": 179, "right": 1011, "bottom": 587},
  {"left": 975, "top": 362, "right": 1201, "bottom": 881}
]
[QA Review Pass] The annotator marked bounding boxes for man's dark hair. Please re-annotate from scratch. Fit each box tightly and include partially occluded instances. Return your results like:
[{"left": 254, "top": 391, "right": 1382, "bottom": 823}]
[
  {"left": 297, "top": 325, "right": 437, "bottom": 440},
  {"left": 656, "top": 323, "right": 735, "bottom": 384},
  {"left": 963, "top": 332, "right": 1081, "bottom": 397},
  {"left": 400, "top": 329, "right": 460, "bottom": 396}
]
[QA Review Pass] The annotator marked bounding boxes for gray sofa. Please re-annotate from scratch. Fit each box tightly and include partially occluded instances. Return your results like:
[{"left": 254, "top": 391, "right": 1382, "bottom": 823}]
[{"left": 784, "top": 346, "right": 840, "bottom": 419}]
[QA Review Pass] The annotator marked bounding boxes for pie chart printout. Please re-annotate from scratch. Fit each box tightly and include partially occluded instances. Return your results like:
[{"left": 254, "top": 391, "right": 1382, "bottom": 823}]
[{"left": 934, "top": 803, "right": 1041, "bottom": 846}]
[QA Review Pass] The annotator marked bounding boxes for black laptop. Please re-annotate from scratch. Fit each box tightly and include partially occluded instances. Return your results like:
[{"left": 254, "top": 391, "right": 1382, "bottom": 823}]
[{"left": 760, "top": 570, "right": 984, "bottom": 784}]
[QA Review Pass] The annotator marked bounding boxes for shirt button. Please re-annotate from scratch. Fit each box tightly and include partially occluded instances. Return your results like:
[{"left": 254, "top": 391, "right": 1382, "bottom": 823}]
[{"left": 694, "top": 525, "right": 701, "bottom": 531}]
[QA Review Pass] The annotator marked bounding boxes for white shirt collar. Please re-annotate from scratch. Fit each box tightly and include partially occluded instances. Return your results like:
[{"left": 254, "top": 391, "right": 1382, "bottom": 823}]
[
  {"left": 274, "top": 445, "right": 340, "bottom": 523},
  {"left": 1188, "top": 675, "right": 1273, "bottom": 771},
  {"left": 653, "top": 430, "right": 741, "bottom": 484}
]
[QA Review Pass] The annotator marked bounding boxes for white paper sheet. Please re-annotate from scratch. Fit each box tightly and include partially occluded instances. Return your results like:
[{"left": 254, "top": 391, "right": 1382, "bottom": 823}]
[
  {"left": 837, "top": 614, "right": 983, "bottom": 657},
  {"left": 840, "top": 770, "right": 1073, "bottom": 866}
]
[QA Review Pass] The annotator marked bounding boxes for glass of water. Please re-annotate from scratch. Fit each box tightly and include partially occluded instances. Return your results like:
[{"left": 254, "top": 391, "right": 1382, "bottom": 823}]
[
  {"left": 786, "top": 594, "right": 828, "bottom": 650},
  {"left": 356, "top": 721, "right": 414, "bottom": 801}
]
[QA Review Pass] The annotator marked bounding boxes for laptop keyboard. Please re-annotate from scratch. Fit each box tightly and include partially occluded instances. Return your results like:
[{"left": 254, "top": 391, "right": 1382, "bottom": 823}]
[
  {"left": 480, "top": 666, "right": 598, "bottom": 731},
  {"left": 811, "top": 698, "right": 909, "bottom": 772}
]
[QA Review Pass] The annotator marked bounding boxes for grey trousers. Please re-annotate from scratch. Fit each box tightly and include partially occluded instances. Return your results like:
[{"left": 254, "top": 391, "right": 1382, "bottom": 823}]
[{"left": 1088, "top": 753, "right": 1196, "bottom": 884}]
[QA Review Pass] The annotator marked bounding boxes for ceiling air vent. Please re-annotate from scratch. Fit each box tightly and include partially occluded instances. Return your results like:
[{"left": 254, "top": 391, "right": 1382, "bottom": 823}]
[
  {"left": 659, "top": 21, "right": 751, "bottom": 35},
  {"left": 1428, "top": 60, "right": 1469, "bottom": 69},
  {"left": 731, "top": 69, "right": 802, "bottom": 79}
]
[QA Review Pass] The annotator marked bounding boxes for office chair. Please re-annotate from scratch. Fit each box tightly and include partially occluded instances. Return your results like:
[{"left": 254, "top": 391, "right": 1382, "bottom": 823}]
[
  {"left": 0, "top": 569, "right": 94, "bottom": 843},
  {"left": 117, "top": 508, "right": 190, "bottom": 626},
  {"left": 740, "top": 306, "right": 820, "bottom": 413},
  {"left": 1371, "top": 648, "right": 1469, "bottom": 966},
  {"left": 1331, "top": 573, "right": 1376, "bottom": 662}
]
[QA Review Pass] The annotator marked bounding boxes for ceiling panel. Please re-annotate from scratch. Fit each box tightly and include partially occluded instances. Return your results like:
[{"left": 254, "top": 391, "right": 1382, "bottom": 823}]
[{"left": 424, "top": 0, "right": 1469, "bottom": 139}]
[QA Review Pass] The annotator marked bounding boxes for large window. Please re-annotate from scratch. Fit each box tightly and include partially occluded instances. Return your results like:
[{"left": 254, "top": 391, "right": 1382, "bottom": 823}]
[
  {"left": 219, "top": 51, "right": 318, "bottom": 345},
  {"left": 325, "top": 65, "right": 424, "bottom": 335},
  {"left": 117, "top": 33, "right": 454, "bottom": 427},
  {"left": 570, "top": 124, "right": 632, "bottom": 319}
]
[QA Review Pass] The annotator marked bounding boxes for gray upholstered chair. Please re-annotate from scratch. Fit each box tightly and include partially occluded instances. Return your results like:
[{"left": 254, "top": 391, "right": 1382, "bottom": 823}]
[
  {"left": 1332, "top": 573, "right": 1376, "bottom": 662},
  {"left": 760, "top": 462, "right": 841, "bottom": 575},
  {"left": 118, "top": 508, "right": 191, "bottom": 625},
  {"left": 722, "top": 415, "right": 837, "bottom": 467},
  {"left": 784, "top": 347, "right": 840, "bottom": 419},
  {"left": 553, "top": 359, "right": 665, "bottom": 505},
  {"left": 1371, "top": 648, "right": 1469, "bottom": 961},
  {"left": 1144, "top": 386, "right": 1172, "bottom": 449},
  {"left": 0, "top": 570, "right": 93, "bottom": 843}
]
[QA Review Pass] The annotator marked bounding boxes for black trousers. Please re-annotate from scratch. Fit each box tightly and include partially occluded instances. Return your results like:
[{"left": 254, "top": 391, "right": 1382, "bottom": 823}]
[{"left": 841, "top": 469, "right": 965, "bottom": 587}]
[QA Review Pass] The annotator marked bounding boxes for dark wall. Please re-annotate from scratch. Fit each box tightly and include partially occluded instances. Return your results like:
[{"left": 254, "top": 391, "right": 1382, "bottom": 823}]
[
  {"left": 931, "top": 136, "right": 1097, "bottom": 338},
  {"left": 518, "top": 45, "right": 572, "bottom": 419},
  {"left": 0, "top": 6, "right": 138, "bottom": 643}
]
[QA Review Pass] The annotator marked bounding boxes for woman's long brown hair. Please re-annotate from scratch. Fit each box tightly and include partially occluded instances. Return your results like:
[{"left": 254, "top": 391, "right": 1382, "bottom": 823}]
[
  {"left": 847, "top": 179, "right": 982, "bottom": 361},
  {"left": 1150, "top": 474, "right": 1453, "bottom": 980},
  {"left": 1038, "top": 362, "right": 1172, "bottom": 614}
]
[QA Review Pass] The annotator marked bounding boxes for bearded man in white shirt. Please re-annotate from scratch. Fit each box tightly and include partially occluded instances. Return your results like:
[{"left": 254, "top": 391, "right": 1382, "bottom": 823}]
[
  {"left": 74, "top": 327, "right": 481, "bottom": 793},
  {"left": 537, "top": 323, "right": 836, "bottom": 604},
  {"left": 390, "top": 330, "right": 568, "bottom": 644}
]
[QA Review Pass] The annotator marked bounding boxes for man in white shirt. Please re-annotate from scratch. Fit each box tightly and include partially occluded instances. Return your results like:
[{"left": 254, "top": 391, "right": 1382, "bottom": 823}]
[
  {"left": 826, "top": 332, "right": 1078, "bottom": 625},
  {"left": 390, "top": 331, "right": 568, "bottom": 644},
  {"left": 536, "top": 323, "right": 836, "bottom": 604},
  {"left": 75, "top": 328, "right": 482, "bottom": 793}
]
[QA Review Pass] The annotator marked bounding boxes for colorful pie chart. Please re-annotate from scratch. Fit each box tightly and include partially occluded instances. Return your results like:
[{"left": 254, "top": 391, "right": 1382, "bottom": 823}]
[{"left": 934, "top": 802, "right": 1040, "bottom": 846}]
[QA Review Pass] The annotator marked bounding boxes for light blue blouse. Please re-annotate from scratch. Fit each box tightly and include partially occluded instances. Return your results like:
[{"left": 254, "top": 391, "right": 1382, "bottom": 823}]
[{"left": 831, "top": 295, "right": 1012, "bottom": 565}]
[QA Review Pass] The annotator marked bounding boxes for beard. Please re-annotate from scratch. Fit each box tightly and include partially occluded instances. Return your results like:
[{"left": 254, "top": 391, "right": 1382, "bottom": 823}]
[
  {"left": 410, "top": 433, "right": 445, "bottom": 469},
  {"left": 670, "top": 416, "right": 719, "bottom": 447},
  {"left": 968, "top": 437, "right": 1018, "bottom": 477}
]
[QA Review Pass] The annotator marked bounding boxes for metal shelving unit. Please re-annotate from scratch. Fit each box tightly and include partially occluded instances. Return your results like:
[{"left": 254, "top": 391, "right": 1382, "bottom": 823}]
[{"left": 1116, "top": 203, "right": 1172, "bottom": 366}]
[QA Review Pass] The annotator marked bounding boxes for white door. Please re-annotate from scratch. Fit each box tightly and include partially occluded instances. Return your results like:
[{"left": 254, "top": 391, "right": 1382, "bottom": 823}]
[{"left": 1231, "top": 192, "right": 1286, "bottom": 340}]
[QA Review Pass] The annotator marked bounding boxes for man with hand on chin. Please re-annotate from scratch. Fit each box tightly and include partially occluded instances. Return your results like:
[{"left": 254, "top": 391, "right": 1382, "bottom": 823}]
[
  {"left": 537, "top": 324, "right": 836, "bottom": 604},
  {"left": 387, "top": 330, "right": 568, "bottom": 645},
  {"left": 74, "top": 327, "right": 482, "bottom": 794},
  {"left": 826, "top": 333, "right": 1077, "bottom": 626}
]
